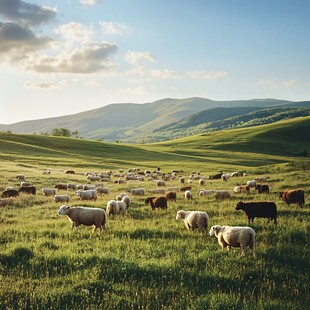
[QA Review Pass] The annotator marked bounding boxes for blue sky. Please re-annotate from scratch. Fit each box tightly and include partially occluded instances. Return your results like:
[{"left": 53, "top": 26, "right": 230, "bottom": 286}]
[{"left": 0, "top": 0, "right": 309, "bottom": 124}]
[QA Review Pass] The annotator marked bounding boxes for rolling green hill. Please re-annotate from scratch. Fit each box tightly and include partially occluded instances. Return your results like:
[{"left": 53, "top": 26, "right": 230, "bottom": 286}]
[
  {"left": 0, "top": 97, "right": 299, "bottom": 142},
  {"left": 1, "top": 116, "right": 309, "bottom": 171}
]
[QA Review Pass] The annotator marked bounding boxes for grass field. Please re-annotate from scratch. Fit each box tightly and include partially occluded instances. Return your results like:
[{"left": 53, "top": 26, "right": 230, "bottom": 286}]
[{"left": 0, "top": 117, "right": 309, "bottom": 309}]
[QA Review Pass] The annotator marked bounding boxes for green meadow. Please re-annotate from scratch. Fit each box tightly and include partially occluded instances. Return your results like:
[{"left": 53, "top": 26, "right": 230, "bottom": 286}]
[{"left": 0, "top": 117, "right": 309, "bottom": 309}]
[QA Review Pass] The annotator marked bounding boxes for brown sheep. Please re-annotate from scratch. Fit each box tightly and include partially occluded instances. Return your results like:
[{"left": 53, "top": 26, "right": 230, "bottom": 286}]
[{"left": 145, "top": 196, "right": 168, "bottom": 210}]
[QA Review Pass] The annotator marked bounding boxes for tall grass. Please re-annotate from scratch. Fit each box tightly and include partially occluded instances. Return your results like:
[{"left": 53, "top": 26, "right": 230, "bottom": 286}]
[{"left": 0, "top": 128, "right": 309, "bottom": 309}]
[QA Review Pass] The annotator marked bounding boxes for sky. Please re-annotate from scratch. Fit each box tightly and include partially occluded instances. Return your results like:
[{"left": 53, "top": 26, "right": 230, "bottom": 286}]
[{"left": 0, "top": 0, "right": 309, "bottom": 124}]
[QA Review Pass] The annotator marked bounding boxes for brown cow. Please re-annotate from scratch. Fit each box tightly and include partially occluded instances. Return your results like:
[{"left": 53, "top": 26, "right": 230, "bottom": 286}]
[
  {"left": 180, "top": 186, "right": 192, "bottom": 192},
  {"left": 165, "top": 191, "right": 177, "bottom": 202},
  {"left": 279, "top": 190, "right": 305, "bottom": 207}
]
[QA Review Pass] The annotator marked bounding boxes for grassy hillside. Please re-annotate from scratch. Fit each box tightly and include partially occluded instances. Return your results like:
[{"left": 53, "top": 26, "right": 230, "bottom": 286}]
[
  {"left": 131, "top": 105, "right": 310, "bottom": 143},
  {"left": 0, "top": 117, "right": 309, "bottom": 309},
  {"left": 0, "top": 97, "right": 296, "bottom": 142}
]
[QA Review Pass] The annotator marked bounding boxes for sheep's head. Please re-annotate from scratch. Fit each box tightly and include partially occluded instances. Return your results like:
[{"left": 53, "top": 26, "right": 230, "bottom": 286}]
[
  {"left": 58, "top": 205, "right": 70, "bottom": 215},
  {"left": 176, "top": 210, "right": 185, "bottom": 220},
  {"left": 209, "top": 225, "right": 221, "bottom": 236}
]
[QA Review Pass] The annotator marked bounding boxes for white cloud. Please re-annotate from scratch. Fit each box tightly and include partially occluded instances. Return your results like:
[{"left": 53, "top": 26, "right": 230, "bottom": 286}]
[
  {"left": 79, "top": 0, "right": 98, "bottom": 6},
  {"left": 25, "top": 80, "right": 66, "bottom": 89},
  {"left": 258, "top": 79, "right": 297, "bottom": 89},
  {"left": 27, "top": 42, "right": 118, "bottom": 74},
  {"left": 100, "top": 21, "right": 129, "bottom": 35},
  {"left": 125, "top": 50, "right": 155, "bottom": 66},
  {"left": 54, "top": 22, "right": 94, "bottom": 45},
  {"left": 150, "top": 69, "right": 181, "bottom": 79},
  {"left": 187, "top": 71, "right": 228, "bottom": 80}
]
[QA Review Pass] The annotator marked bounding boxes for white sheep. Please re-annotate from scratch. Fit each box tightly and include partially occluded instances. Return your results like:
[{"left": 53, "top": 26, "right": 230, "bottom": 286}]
[
  {"left": 221, "top": 173, "right": 231, "bottom": 181},
  {"left": 67, "top": 183, "right": 77, "bottom": 191},
  {"left": 21, "top": 181, "right": 31, "bottom": 187},
  {"left": 83, "top": 185, "right": 96, "bottom": 190},
  {"left": 87, "top": 175, "right": 100, "bottom": 182},
  {"left": 156, "top": 180, "right": 166, "bottom": 187},
  {"left": 42, "top": 188, "right": 56, "bottom": 197},
  {"left": 96, "top": 187, "right": 109, "bottom": 194},
  {"left": 106, "top": 200, "right": 120, "bottom": 216},
  {"left": 76, "top": 190, "right": 97, "bottom": 201},
  {"left": 176, "top": 210, "right": 209, "bottom": 231},
  {"left": 148, "top": 188, "right": 166, "bottom": 194},
  {"left": 209, "top": 225, "right": 256, "bottom": 257},
  {"left": 214, "top": 190, "right": 231, "bottom": 200},
  {"left": 255, "top": 177, "right": 268, "bottom": 182},
  {"left": 233, "top": 186, "right": 250, "bottom": 194},
  {"left": 167, "top": 187, "right": 180, "bottom": 192},
  {"left": 198, "top": 189, "right": 215, "bottom": 197},
  {"left": 128, "top": 188, "right": 145, "bottom": 196},
  {"left": 16, "top": 174, "right": 25, "bottom": 180},
  {"left": 184, "top": 190, "right": 193, "bottom": 200},
  {"left": 58, "top": 205, "right": 106, "bottom": 232},
  {"left": 199, "top": 178, "right": 206, "bottom": 186},
  {"left": 121, "top": 195, "right": 131, "bottom": 207},
  {"left": 116, "top": 193, "right": 128, "bottom": 201},
  {"left": 246, "top": 180, "right": 257, "bottom": 189},
  {"left": 117, "top": 201, "right": 128, "bottom": 212},
  {"left": 54, "top": 195, "right": 70, "bottom": 203}
]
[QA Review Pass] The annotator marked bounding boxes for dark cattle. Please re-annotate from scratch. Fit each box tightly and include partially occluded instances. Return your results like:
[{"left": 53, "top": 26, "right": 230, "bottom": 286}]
[
  {"left": 279, "top": 190, "right": 305, "bottom": 207},
  {"left": 1, "top": 189, "right": 19, "bottom": 198},
  {"left": 209, "top": 173, "right": 223, "bottom": 180},
  {"left": 256, "top": 184, "right": 270, "bottom": 194},
  {"left": 65, "top": 170, "right": 75, "bottom": 174},
  {"left": 145, "top": 196, "right": 168, "bottom": 210},
  {"left": 18, "top": 186, "right": 36, "bottom": 195},
  {"left": 165, "top": 191, "right": 177, "bottom": 202},
  {"left": 55, "top": 183, "right": 68, "bottom": 190},
  {"left": 180, "top": 186, "right": 192, "bottom": 192},
  {"left": 236, "top": 201, "right": 277, "bottom": 224}
]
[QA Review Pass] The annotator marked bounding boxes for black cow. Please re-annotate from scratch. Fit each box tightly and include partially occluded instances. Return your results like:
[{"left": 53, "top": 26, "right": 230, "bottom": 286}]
[
  {"left": 236, "top": 201, "right": 277, "bottom": 224},
  {"left": 1, "top": 189, "right": 19, "bottom": 198}
]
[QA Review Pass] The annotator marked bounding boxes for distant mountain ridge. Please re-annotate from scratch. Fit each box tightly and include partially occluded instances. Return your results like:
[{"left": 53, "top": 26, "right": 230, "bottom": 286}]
[{"left": 1, "top": 97, "right": 308, "bottom": 142}]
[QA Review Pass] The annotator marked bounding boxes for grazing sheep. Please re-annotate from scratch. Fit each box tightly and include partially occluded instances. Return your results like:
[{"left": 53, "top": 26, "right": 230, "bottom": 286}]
[
  {"left": 221, "top": 173, "right": 231, "bottom": 181},
  {"left": 18, "top": 186, "right": 36, "bottom": 195},
  {"left": 117, "top": 201, "right": 128, "bottom": 212},
  {"left": 199, "top": 178, "right": 206, "bottom": 186},
  {"left": 76, "top": 190, "right": 97, "bottom": 201},
  {"left": 165, "top": 191, "right": 177, "bottom": 202},
  {"left": 209, "top": 225, "right": 256, "bottom": 257},
  {"left": 246, "top": 180, "right": 257, "bottom": 189},
  {"left": 145, "top": 196, "right": 168, "bottom": 210},
  {"left": 167, "top": 187, "right": 180, "bottom": 192},
  {"left": 128, "top": 188, "right": 145, "bottom": 196},
  {"left": 87, "top": 175, "right": 101, "bottom": 182},
  {"left": 1, "top": 189, "right": 19, "bottom": 198},
  {"left": 179, "top": 177, "right": 185, "bottom": 184},
  {"left": 121, "top": 195, "right": 131, "bottom": 207},
  {"left": 176, "top": 210, "right": 209, "bottom": 231},
  {"left": 148, "top": 188, "right": 166, "bottom": 194},
  {"left": 180, "top": 186, "right": 192, "bottom": 192},
  {"left": 67, "top": 183, "right": 77, "bottom": 191},
  {"left": 83, "top": 185, "right": 96, "bottom": 190},
  {"left": 231, "top": 171, "right": 244, "bottom": 177},
  {"left": 214, "top": 190, "right": 231, "bottom": 200},
  {"left": 21, "top": 181, "right": 31, "bottom": 187},
  {"left": 236, "top": 201, "right": 277, "bottom": 224},
  {"left": 198, "top": 189, "right": 215, "bottom": 197},
  {"left": 255, "top": 177, "right": 268, "bottom": 182},
  {"left": 184, "top": 190, "right": 193, "bottom": 200},
  {"left": 96, "top": 187, "right": 109, "bottom": 194},
  {"left": 65, "top": 170, "right": 75, "bottom": 174},
  {"left": 255, "top": 184, "right": 270, "bottom": 194},
  {"left": 55, "top": 183, "right": 68, "bottom": 190},
  {"left": 116, "top": 193, "right": 128, "bottom": 201},
  {"left": 233, "top": 186, "right": 250, "bottom": 194},
  {"left": 58, "top": 205, "right": 106, "bottom": 232},
  {"left": 42, "top": 188, "right": 57, "bottom": 197},
  {"left": 106, "top": 200, "right": 120, "bottom": 216},
  {"left": 156, "top": 180, "right": 166, "bottom": 187},
  {"left": 54, "top": 195, "right": 70, "bottom": 203},
  {"left": 16, "top": 174, "right": 25, "bottom": 180}
]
